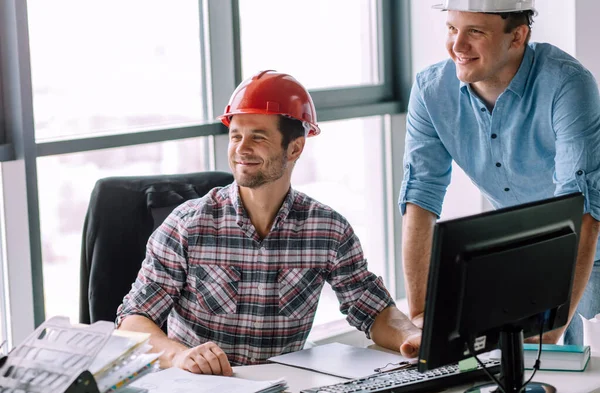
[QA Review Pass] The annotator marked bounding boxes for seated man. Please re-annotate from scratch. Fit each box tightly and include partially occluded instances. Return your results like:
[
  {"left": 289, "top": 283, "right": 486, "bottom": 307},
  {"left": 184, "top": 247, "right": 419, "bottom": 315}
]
[{"left": 116, "top": 70, "right": 421, "bottom": 376}]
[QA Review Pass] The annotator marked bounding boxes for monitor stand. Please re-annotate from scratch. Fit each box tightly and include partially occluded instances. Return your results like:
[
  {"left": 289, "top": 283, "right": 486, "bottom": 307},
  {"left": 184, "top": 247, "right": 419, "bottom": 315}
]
[{"left": 465, "top": 329, "right": 557, "bottom": 393}]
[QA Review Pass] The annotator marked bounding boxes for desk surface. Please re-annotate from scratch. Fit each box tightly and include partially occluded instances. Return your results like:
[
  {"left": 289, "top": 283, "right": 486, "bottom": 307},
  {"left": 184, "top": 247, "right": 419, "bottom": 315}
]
[{"left": 233, "top": 356, "right": 600, "bottom": 393}]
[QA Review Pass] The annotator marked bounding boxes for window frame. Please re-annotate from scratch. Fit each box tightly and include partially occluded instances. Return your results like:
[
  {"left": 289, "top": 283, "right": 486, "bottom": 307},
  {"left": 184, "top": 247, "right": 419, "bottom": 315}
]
[{"left": 0, "top": 0, "right": 413, "bottom": 339}]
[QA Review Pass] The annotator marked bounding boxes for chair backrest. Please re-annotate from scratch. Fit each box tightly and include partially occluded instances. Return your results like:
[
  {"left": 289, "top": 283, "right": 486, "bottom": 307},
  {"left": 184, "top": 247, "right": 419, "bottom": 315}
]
[{"left": 79, "top": 171, "right": 234, "bottom": 326}]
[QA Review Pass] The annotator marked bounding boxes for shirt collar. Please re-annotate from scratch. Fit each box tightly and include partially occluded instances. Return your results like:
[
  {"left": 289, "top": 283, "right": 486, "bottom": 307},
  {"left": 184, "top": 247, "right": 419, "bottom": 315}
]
[
  {"left": 459, "top": 44, "right": 534, "bottom": 99},
  {"left": 229, "top": 181, "right": 297, "bottom": 229}
]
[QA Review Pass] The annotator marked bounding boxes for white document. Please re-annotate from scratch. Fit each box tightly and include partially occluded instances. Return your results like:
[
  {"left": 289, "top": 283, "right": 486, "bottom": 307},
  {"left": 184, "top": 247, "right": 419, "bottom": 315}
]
[
  {"left": 130, "top": 367, "right": 286, "bottom": 393},
  {"left": 581, "top": 313, "right": 600, "bottom": 354},
  {"left": 268, "top": 342, "right": 413, "bottom": 379}
]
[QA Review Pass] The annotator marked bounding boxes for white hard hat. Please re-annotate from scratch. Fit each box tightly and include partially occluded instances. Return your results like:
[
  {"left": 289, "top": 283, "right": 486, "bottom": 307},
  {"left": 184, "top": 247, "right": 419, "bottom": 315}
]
[{"left": 432, "top": 0, "right": 535, "bottom": 13}]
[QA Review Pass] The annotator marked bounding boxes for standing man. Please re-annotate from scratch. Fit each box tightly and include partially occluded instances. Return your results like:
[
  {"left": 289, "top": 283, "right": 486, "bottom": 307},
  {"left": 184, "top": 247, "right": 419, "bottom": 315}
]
[
  {"left": 117, "top": 70, "right": 421, "bottom": 376},
  {"left": 400, "top": 0, "right": 600, "bottom": 345}
]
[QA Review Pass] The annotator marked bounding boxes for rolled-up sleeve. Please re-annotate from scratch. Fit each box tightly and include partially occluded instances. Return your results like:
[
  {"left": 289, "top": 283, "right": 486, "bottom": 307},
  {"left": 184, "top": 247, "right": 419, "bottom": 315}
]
[
  {"left": 553, "top": 71, "right": 600, "bottom": 222},
  {"left": 116, "top": 207, "right": 190, "bottom": 328},
  {"left": 399, "top": 75, "right": 453, "bottom": 218},
  {"left": 328, "top": 222, "right": 395, "bottom": 338}
]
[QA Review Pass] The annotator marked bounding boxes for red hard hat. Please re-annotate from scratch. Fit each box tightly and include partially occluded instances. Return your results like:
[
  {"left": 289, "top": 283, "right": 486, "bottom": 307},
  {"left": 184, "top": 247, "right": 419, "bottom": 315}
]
[{"left": 217, "top": 70, "right": 321, "bottom": 137}]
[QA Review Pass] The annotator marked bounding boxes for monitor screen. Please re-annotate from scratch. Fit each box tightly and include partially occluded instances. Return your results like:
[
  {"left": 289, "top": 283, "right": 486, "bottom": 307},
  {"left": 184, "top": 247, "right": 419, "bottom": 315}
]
[{"left": 418, "top": 193, "right": 583, "bottom": 378}]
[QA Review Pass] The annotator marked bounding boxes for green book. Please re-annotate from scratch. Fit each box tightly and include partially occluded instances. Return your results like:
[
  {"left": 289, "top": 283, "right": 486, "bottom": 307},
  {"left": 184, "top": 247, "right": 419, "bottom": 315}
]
[{"left": 523, "top": 344, "right": 590, "bottom": 372}]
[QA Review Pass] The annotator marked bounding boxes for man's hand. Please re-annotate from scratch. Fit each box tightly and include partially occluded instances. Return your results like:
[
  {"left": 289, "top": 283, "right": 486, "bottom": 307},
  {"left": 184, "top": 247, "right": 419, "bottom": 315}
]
[
  {"left": 171, "top": 341, "right": 233, "bottom": 376},
  {"left": 399, "top": 328, "right": 422, "bottom": 359},
  {"left": 371, "top": 306, "right": 423, "bottom": 359},
  {"left": 396, "top": 311, "right": 424, "bottom": 358},
  {"left": 410, "top": 312, "right": 424, "bottom": 329},
  {"left": 523, "top": 329, "right": 562, "bottom": 345}
]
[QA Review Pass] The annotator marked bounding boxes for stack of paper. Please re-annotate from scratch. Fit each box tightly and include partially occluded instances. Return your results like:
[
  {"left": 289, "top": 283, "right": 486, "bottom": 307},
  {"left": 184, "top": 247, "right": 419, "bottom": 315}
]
[
  {"left": 523, "top": 343, "right": 591, "bottom": 372},
  {"left": 130, "top": 367, "right": 287, "bottom": 393},
  {"left": 92, "top": 330, "right": 161, "bottom": 392}
]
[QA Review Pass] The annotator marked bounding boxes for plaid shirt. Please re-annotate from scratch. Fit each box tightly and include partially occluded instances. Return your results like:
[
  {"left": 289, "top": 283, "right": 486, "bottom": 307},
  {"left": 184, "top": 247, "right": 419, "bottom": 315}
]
[{"left": 116, "top": 182, "right": 394, "bottom": 366}]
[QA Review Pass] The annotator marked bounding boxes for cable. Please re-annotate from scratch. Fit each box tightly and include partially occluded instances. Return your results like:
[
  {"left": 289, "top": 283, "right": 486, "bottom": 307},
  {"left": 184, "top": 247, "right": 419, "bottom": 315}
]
[
  {"left": 519, "top": 317, "right": 545, "bottom": 392},
  {"left": 467, "top": 340, "right": 507, "bottom": 393}
]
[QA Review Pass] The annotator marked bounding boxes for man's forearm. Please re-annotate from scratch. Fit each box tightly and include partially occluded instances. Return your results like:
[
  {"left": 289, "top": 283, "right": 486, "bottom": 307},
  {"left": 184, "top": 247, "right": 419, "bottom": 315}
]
[
  {"left": 402, "top": 203, "right": 437, "bottom": 320},
  {"left": 119, "top": 315, "right": 188, "bottom": 368},
  {"left": 565, "top": 215, "right": 600, "bottom": 328}
]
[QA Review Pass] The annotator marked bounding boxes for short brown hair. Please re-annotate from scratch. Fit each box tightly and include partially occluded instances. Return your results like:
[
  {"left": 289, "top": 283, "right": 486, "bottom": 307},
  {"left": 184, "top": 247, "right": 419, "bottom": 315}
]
[
  {"left": 278, "top": 115, "right": 305, "bottom": 149},
  {"left": 488, "top": 10, "right": 535, "bottom": 44}
]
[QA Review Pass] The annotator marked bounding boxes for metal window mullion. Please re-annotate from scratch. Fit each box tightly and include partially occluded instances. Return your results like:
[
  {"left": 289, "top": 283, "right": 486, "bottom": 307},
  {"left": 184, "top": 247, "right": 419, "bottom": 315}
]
[
  {"left": 389, "top": 113, "right": 407, "bottom": 299},
  {"left": 204, "top": 0, "right": 238, "bottom": 172},
  {"left": 389, "top": 0, "right": 412, "bottom": 111},
  {"left": 379, "top": 0, "right": 394, "bottom": 99},
  {"left": 310, "top": 84, "right": 391, "bottom": 109},
  {"left": 385, "top": 0, "right": 413, "bottom": 298},
  {"left": 35, "top": 123, "right": 228, "bottom": 157},
  {"left": 0, "top": 0, "right": 41, "bottom": 339}
]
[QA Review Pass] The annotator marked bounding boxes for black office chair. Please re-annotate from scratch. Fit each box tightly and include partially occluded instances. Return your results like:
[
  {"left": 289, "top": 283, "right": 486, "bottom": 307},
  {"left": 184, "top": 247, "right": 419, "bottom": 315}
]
[{"left": 79, "top": 171, "right": 234, "bottom": 326}]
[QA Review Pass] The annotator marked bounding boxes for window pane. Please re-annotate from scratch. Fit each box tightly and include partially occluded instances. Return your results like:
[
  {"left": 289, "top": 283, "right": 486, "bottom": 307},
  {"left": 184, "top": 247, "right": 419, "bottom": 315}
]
[
  {"left": 37, "top": 138, "right": 209, "bottom": 322},
  {"left": 292, "top": 117, "right": 387, "bottom": 325},
  {"left": 239, "top": 0, "right": 379, "bottom": 90},
  {"left": 27, "top": 0, "right": 204, "bottom": 140}
]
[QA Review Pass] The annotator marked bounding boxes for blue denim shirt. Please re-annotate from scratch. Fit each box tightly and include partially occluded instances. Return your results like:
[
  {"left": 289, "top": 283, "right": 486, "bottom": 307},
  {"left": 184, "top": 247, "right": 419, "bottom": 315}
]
[{"left": 399, "top": 42, "right": 600, "bottom": 261}]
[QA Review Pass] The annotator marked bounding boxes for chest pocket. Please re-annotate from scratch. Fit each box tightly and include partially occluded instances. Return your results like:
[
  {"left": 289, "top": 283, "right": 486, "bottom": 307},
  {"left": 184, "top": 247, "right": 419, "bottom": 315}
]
[
  {"left": 191, "top": 265, "right": 241, "bottom": 315},
  {"left": 278, "top": 268, "right": 325, "bottom": 319}
]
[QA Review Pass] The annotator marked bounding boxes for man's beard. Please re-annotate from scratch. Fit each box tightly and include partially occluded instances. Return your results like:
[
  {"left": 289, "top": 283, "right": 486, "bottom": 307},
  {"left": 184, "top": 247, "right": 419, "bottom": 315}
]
[{"left": 235, "top": 152, "right": 287, "bottom": 188}]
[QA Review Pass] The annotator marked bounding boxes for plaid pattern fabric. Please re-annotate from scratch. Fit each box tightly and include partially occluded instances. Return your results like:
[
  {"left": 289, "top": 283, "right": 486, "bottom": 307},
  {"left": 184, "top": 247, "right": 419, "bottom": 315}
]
[{"left": 116, "top": 182, "right": 394, "bottom": 366}]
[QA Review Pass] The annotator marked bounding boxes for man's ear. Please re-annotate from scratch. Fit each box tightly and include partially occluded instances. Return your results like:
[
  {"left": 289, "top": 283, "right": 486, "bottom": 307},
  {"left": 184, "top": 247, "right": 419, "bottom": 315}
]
[
  {"left": 287, "top": 137, "right": 305, "bottom": 162},
  {"left": 511, "top": 24, "right": 529, "bottom": 48}
]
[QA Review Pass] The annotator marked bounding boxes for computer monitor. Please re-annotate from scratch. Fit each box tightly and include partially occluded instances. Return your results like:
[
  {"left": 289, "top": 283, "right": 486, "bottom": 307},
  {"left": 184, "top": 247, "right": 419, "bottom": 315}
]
[{"left": 418, "top": 192, "right": 584, "bottom": 393}]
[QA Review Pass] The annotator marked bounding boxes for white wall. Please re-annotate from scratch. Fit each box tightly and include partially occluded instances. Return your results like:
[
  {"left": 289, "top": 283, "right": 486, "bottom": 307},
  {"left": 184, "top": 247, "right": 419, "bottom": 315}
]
[{"left": 574, "top": 1, "right": 600, "bottom": 82}]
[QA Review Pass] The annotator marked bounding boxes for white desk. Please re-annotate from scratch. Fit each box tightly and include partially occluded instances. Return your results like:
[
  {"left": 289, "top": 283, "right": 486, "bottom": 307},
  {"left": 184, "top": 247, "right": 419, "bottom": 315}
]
[{"left": 233, "top": 356, "right": 600, "bottom": 393}]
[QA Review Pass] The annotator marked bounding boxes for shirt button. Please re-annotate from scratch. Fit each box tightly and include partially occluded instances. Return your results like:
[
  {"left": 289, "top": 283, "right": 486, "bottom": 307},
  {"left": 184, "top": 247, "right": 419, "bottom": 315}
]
[
  {"left": 254, "top": 322, "right": 261, "bottom": 328},
  {"left": 251, "top": 357, "right": 256, "bottom": 362},
  {"left": 257, "top": 285, "right": 263, "bottom": 291},
  {"left": 577, "top": 170, "right": 584, "bottom": 176},
  {"left": 491, "top": 133, "right": 497, "bottom": 139},
  {"left": 480, "top": 107, "right": 486, "bottom": 112},
  {"left": 496, "top": 163, "right": 502, "bottom": 167},
  {"left": 504, "top": 188, "right": 510, "bottom": 192}
]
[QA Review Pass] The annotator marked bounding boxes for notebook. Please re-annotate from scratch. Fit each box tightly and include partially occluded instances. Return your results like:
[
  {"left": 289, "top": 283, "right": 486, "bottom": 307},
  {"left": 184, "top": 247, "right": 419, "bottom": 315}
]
[
  {"left": 268, "top": 342, "right": 415, "bottom": 379},
  {"left": 523, "top": 343, "right": 591, "bottom": 372}
]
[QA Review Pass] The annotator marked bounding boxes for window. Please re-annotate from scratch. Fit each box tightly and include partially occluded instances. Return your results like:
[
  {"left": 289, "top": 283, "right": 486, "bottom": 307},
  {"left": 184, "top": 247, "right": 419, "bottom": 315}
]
[
  {"left": 238, "top": 0, "right": 379, "bottom": 90},
  {"left": 10, "top": 0, "right": 403, "bottom": 340},
  {"left": 27, "top": 0, "right": 204, "bottom": 140},
  {"left": 292, "top": 116, "right": 388, "bottom": 325},
  {"left": 37, "top": 138, "right": 209, "bottom": 322}
]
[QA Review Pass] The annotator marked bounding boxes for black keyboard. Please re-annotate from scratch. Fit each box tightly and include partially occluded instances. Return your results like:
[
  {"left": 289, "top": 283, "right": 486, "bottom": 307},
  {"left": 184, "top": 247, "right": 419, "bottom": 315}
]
[{"left": 301, "top": 359, "right": 501, "bottom": 393}]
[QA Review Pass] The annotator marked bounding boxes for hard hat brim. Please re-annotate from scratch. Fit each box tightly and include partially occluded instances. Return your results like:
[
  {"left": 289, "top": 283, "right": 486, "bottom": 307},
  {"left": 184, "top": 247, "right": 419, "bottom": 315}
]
[
  {"left": 217, "top": 111, "right": 321, "bottom": 137},
  {"left": 431, "top": 3, "right": 536, "bottom": 12}
]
